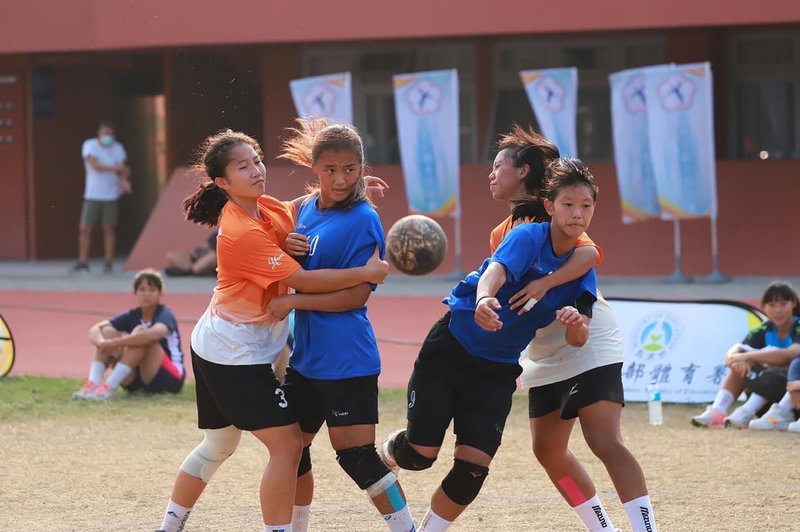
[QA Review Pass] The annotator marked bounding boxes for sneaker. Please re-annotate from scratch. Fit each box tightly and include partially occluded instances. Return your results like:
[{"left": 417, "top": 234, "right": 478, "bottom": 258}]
[
  {"left": 379, "top": 429, "right": 404, "bottom": 476},
  {"left": 788, "top": 420, "right": 800, "bottom": 433},
  {"left": 86, "top": 382, "right": 118, "bottom": 400},
  {"left": 748, "top": 403, "right": 794, "bottom": 431},
  {"left": 71, "top": 262, "right": 89, "bottom": 273},
  {"left": 691, "top": 406, "right": 726, "bottom": 428},
  {"left": 724, "top": 407, "right": 755, "bottom": 429},
  {"left": 72, "top": 381, "right": 99, "bottom": 400}
]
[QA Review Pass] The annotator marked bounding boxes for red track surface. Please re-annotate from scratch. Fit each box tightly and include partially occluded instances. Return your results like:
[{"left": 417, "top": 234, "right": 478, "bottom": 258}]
[{"left": 1, "top": 290, "right": 446, "bottom": 389}]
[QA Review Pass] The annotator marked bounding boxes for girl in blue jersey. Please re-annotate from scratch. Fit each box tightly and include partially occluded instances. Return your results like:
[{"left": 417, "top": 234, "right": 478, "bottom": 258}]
[
  {"left": 381, "top": 158, "right": 599, "bottom": 532},
  {"left": 268, "top": 119, "right": 415, "bottom": 532}
]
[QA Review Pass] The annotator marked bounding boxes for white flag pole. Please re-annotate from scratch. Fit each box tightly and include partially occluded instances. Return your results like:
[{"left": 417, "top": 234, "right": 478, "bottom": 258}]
[
  {"left": 665, "top": 219, "right": 692, "bottom": 283},
  {"left": 701, "top": 216, "right": 730, "bottom": 283}
]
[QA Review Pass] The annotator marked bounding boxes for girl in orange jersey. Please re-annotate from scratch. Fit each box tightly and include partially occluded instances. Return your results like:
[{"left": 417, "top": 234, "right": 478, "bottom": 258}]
[
  {"left": 157, "top": 130, "right": 388, "bottom": 532},
  {"left": 489, "top": 125, "right": 657, "bottom": 532}
]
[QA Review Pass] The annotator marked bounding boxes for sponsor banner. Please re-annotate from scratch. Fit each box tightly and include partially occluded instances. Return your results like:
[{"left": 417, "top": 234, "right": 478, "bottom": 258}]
[
  {"left": 608, "top": 67, "right": 662, "bottom": 223},
  {"left": 393, "top": 69, "right": 460, "bottom": 217},
  {"left": 289, "top": 72, "right": 353, "bottom": 125},
  {"left": 608, "top": 298, "right": 764, "bottom": 403},
  {"left": 643, "top": 62, "right": 718, "bottom": 219},
  {"left": 520, "top": 67, "right": 578, "bottom": 158}
]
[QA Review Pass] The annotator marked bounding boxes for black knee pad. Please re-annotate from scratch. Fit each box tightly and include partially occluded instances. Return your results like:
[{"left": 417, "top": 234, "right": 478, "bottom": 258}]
[
  {"left": 747, "top": 365, "right": 787, "bottom": 403},
  {"left": 441, "top": 458, "right": 489, "bottom": 506},
  {"left": 336, "top": 444, "right": 390, "bottom": 490},
  {"left": 393, "top": 430, "right": 436, "bottom": 471},
  {"left": 297, "top": 445, "right": 312, "bottom": 478}
]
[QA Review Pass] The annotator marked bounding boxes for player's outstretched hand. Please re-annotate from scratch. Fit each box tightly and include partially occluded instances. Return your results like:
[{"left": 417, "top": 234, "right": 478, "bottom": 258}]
[
  {"left": 285, "top": 232, "right": 310, "bottom": 257},
  {"left": 365, "top": 246, "right": 389, "bottom": 284},
  {"left": 475, "top": 297, "right": 503, "bottom": 332},
  {"left": 555, "top": 306, "right": 583, "bottom": 328},
  {"left": 365, "top": 175, "right": 389, "bottom": 198},
  {"left": 267, "top": 295, "right": 292, "bottom": 322},
  {"left": 509, "top": 277, "right": 550, "bottom": 315}
]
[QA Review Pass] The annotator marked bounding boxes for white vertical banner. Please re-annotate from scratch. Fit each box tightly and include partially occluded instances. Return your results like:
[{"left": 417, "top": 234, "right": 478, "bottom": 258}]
[
  {"left": 289, "top": 72, "right": 353, "bottom": 125},
  {"left": 644, "top": 62, "right": 718, "bottom": 219},
  {"left": 609, "top": 67, "right": 663, "bottom": 223},
  {"left": 520, "top": 67, "right": 579, "bottom": 158},
  {"left": 393, "top": 69, "right": 460, "bottom": 217}
]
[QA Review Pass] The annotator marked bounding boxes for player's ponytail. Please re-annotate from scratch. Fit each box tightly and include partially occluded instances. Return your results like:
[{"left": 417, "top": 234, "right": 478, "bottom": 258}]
[
  {"left": 183, "top": 129, "right": 264, "bottom": 227},
  {"left": 497, "top": 124, "right": 560, "bottom": 196}
]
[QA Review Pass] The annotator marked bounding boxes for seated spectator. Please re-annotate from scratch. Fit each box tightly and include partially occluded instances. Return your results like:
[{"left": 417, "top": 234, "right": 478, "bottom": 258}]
[
  {"left": 72, "top": 268, "right": 186, "bottom": 400},
  {"left": 165, "top": 231, "right": 218, "bottom": 277},
  {"left": 691, "top": 281, "right": 800, "bottom": 429}
]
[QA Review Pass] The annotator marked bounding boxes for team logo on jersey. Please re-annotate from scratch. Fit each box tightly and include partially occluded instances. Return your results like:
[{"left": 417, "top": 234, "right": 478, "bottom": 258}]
[
  {"left": 632, "top": 311, "right": 682, "bottom": 360},
  {"left": 268, "top": 253, "right": 285, "bottom": 270}
]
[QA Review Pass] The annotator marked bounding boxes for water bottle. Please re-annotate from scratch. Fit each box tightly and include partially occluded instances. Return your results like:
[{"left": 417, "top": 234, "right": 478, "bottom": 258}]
[{"left": 647, "top": 380, "right": 663, "bottom": 426}]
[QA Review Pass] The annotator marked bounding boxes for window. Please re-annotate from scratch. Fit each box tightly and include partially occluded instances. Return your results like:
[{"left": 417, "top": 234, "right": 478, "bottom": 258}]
[
  {"left": 727, "top": 32, "right": 800, "bottom": 160},
  {"left": 487, "top": 36, "right": 666, "bottom": 162},
  {"left": 302, "top": 44, "right": 477, "bottom": 165}
]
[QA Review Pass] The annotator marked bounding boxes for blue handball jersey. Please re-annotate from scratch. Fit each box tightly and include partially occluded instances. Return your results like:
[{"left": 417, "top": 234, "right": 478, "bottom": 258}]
[
  {"left": 446, "top": 222, "right": 597, "bottom": 363},
  {"left": 290, "top": 198, "right": 386, "bottom": 380}
]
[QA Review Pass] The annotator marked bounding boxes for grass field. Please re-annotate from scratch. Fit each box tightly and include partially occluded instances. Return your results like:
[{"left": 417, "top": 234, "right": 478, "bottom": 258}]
[{"left": 2, "top": 376, "right": 800, "bottom": 531}]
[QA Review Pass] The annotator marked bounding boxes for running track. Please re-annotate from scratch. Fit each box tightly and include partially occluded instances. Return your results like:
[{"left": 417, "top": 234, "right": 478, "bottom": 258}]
[{"left": 1, "top": 290, "right": 446, "bottom": 389}]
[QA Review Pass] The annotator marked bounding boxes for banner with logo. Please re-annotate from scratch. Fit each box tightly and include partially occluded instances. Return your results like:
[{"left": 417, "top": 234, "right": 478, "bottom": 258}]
[
  {"left": 608, "top": 67, "right": 662, "bottom": 223},
  {"left": 289, "top": 72, "right": 353, "bottom": 125},
  {"left": 643, "top": 62, "right": 718, "bottom": 219},
  {"left": 608, "top": 298, "right": 764, "bottom": 403},
  {"left": 393, "top": 69, "right": 460, "bottom": 217},
  {"left": 520, "top": 67, "right": 578, "bottom": 158}
]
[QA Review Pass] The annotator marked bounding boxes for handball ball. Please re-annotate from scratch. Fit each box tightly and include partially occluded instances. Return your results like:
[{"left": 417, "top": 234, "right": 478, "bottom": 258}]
[{"left": 386, "top": 215, "right": 447, "bottom": 276}]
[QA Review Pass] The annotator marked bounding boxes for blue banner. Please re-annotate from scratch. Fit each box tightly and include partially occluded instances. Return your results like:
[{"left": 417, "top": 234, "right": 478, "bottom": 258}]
[
  {"left": 644, "top": 62, "right": 718, "bottom": 219},
  {"left": 393, "top": 69, "right": 460, "bottom": 217},
  {"left": 609, "top": 67, "right": 663, "bottom": 223},
  {"left": 520, "top": 68, "right": 578, "bottom": 158},
  {"left": 289, "top": 72, "right": 353, "bottom": 125}
]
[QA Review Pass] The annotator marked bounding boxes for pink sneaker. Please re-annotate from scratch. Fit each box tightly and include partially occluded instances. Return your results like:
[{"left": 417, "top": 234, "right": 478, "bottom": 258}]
[
  {"left": 86, "top": 382, "right": 118, "bottom": 401},
  {"left": 72, "top": 381, "right": 99, "bottom": 400},
  {"left": 691, "top": 406, "right": 726, "bottom": 428}
]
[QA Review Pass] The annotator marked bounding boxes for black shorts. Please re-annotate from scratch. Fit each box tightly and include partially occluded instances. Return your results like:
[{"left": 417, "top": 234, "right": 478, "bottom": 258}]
[
  {"left": 122, "top": 351, "right": 184, "bottom": 394},
  {"left": 191, "top": 348, "right": 296, "bottom": 431},
  {"left": 528, "top": 362, "right": 625, "bottom": 420},
  {"left": 282, "top": 366, "right": 379, "bottom": 434},
  {"left": 406, "top": 312, "right": 522, "bottom": 458},
  {"left": 745, "top": 364, "right": 787, "bottom": 403}
]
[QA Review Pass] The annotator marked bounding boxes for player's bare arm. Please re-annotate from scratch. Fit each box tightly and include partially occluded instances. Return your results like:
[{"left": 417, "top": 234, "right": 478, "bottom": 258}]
[
  {"left": 556, "top": 306, "right": 590, "bottom": 347},
  {"left": 475, "top": 261, "right": 506, "bottom": 332},
  {"left": 509, "top": 246, "right": 598, "bottom": 314}
]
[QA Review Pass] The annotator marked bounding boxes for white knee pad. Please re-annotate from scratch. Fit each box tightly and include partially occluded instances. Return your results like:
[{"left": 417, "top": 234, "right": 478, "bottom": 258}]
[{"left": 180, "top": 426, "right": 242, "bottom": 483}]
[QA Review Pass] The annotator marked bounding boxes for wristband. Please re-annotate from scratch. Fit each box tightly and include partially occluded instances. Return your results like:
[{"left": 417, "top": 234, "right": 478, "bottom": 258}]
[{"left": 476, "top": 295, "right": 492, "bottom": 306}]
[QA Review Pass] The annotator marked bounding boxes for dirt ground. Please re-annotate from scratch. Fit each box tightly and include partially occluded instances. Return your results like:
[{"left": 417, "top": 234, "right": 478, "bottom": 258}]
[{"left": 2, "top": 394, "right": 800, "bottom": 531}]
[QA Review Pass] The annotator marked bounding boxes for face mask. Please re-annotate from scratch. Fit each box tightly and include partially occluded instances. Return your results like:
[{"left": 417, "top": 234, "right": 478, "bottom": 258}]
[{"left": 100, "top": 134, "right": 114, "bottom": 146}]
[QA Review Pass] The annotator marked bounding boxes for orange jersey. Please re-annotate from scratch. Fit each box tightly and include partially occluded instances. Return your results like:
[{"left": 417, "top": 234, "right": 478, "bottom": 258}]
[
  {"left": 210, "top": 195, "right": 301, "bottom": 327},
  {"left": 489, "top": 215, "right": 603, "bottom": 264}
]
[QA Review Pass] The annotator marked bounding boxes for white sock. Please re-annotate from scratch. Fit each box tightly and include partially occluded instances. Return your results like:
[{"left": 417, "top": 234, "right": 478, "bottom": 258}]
[
  {"left": 778, "top": 392, "right": 793, "bottom": 413},
  {"left": 741, "top": 392, "right": 768, "bottom": 415},
  {"left": 418, "top": 507, "right": 452, "bottom": 531},
  {"left": 710, "top": 389, "right": 734, "bottom": 413},
  {"left": 105, "top": 362, "right": 132, "bottom": 388},
  {"left": 383, "top": 506, "right": 415, "bottom": 532},
  {"left": 292, "top": 504, "right": 310, "bottom": 532},
  {"left": 264, "top": 524, "right": 292, "bottom": 532},
  {"left": 88, "top": 361, "right": 106, "bottom": 383},
  {"left": 623, "top": 494, "right": 657, "bottom": 532},
  {"left": 160, "top": 498, "right": 192, "bottom": 532},
  {"left": 573, "top": 495, "right": 614, "bottom": 530}
]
